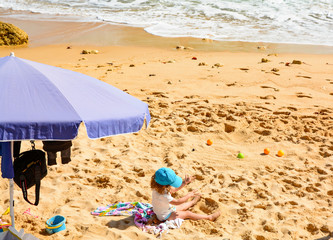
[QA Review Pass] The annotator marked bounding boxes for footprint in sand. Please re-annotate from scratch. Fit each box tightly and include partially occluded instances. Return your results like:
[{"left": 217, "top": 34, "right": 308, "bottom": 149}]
[
  {"left": 261, "top": 85, "right": 279, "bottom": 92},
  {"left": 199, "top": 198, "right": 219, "bottom": 214},
  {"left": 260, "top": 95, "right": 276, "bottom": 100},
  {"left": 296, "top": 92, "right": 312, "bottom": 98},
  {"left": 296, "top": 75, "right": 312, "bottom": 79}
]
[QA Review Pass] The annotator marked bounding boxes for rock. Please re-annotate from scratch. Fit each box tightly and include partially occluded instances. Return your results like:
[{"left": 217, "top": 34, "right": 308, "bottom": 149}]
[
  {"left": 271, "top": 68, "right": 279, "bottom": 72},
  {"left": 292, "top": 60, "right": 302, "bottom": 64},
  {"left": 0, "top": 22, "right": 28, "bottom": 46},
  {"left": 261, "top": 58, "right": 269, "bottom": 63},
  {"left": 198, "top": 62, "right": 207, "bottom": 66},
  {"left": 176, "top": 45, "right": 185, "bottom": 50}
]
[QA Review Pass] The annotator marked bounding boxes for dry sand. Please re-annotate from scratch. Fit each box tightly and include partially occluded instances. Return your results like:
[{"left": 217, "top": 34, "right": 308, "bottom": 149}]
[{"left": 0, "top": 20, "right": 333, "bottom": 240}]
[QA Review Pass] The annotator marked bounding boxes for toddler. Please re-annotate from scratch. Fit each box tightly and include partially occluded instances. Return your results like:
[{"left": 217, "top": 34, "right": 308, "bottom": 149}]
[{"left": 151, "top": 167, "right": 220, "bottom": 222}]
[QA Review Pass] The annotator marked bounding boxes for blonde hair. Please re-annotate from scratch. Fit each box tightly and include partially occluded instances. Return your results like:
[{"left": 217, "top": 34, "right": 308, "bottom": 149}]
[{"left": 150, "top": 173, "right": 171, "bottom": 194}]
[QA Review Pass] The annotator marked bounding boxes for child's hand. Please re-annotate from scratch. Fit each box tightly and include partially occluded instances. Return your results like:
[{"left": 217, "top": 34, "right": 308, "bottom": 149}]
[
  {"left": 184, "top": 175, "right": 195, "bottom": 185},
  {"left": 189, "top": 189, "right": 201, "bottom": 198}
]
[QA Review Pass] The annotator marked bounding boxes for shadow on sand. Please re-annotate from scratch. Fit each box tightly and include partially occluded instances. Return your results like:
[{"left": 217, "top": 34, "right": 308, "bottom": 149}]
[
  {"left": 106, "top": 216, "right": 135, "bottom": 230},
  {"left": 315, "top": 232, "right": 333, "bottom": 240}
]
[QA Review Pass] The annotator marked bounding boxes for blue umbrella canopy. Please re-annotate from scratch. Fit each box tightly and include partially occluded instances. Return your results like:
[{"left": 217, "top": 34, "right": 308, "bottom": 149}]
[
  {"left": 0, "top": 53, "right": 151, "bottom": 227},
  {"left": 0, "top": 53, "right": 150, "bottom": 141}
]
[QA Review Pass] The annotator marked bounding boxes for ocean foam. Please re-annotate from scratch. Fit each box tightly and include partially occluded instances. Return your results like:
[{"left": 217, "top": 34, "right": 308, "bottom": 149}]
[{"left": 1, "top": 0, "right": 332, "bottom": 46}]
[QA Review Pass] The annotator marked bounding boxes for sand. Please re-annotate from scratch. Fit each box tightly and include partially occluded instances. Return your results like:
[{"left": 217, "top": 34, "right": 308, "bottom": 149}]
[{"left": 0, "top": 19, "right": 333, "bottom": 240}]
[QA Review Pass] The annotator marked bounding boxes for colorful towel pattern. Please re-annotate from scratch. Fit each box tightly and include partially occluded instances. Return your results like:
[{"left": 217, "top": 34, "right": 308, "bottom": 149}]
[
  {"left": 91, "top": 202, "right": 183, "bottom": 237},
  {"left": 91, "top": 202, "right": 154, "bottom": 229}
]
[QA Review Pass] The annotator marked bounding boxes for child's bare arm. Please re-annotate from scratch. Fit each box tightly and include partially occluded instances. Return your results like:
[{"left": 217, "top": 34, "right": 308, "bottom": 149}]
[
  {"left": 170, "top": 190, "right": 199, "bottom": 205},
  {"left": 170, "top": 175, "right": 195, "bottom": 193}
]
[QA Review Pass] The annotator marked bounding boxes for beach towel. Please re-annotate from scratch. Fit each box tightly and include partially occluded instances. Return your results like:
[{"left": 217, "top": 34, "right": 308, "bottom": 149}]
[{"left": 91, "top": 202, "right": 183, "bottom": 237}]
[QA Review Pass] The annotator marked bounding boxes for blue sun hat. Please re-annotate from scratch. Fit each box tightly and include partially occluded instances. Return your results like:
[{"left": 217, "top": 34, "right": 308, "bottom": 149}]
[{"left": 155, "top": 167, "right": 182, "bottom": 188}]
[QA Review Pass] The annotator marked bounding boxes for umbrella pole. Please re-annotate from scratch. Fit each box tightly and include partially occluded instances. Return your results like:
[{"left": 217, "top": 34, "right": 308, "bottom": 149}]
[
  {"left": 9, "top": 142, "right": 15, "bottom": 228},
  {"left": 9, "top": 178, "right": 15, "bottom": 228}
]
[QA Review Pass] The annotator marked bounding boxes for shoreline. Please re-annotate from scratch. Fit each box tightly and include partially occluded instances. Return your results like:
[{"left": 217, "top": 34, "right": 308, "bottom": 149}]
[{"left": 1, "top": 15, "right": 333, "bottom": 54}]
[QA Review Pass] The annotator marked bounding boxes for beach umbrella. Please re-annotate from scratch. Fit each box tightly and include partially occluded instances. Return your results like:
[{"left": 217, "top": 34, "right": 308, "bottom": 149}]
[{"left": 0, "top": 52, "right": 151, "bottom": 227}]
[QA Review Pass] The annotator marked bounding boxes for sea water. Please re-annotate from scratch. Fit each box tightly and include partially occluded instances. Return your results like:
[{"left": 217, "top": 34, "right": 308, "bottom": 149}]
[{"left": 0, "top": 0, "right": 332, "bottom": 46}]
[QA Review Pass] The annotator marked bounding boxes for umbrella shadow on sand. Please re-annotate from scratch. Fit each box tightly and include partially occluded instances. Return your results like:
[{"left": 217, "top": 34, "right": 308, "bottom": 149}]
[{"left": 315, "top": 232, "right": 333, "bottom": 240}]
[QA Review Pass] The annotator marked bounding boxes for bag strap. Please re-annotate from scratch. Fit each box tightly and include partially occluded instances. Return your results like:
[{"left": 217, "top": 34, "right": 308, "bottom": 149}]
[
  {"left": 19, "top": 165, "right": 41, "bottom": 206},
  {"left": 30, "top": 140, "right": 36, "bottom": 150}
]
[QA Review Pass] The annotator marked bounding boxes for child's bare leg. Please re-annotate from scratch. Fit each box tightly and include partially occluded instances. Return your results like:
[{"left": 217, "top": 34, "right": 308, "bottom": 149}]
[
  {"left": 168, "top": 210, "right": 220, "bottom": 221},
  {"left": 175, "top": 195, "right": 201, "bottom": 211}
]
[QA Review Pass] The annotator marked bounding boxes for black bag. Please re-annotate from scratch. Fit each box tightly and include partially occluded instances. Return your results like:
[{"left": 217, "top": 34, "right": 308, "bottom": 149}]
[{"left": 14, "top": 149, "right": 47, "bottom": 206}]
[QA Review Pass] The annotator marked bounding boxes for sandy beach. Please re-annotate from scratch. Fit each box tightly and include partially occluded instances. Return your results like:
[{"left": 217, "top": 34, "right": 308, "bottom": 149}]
[{"left": 0, "top": 18, "right": 333, "bottom": 240}]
